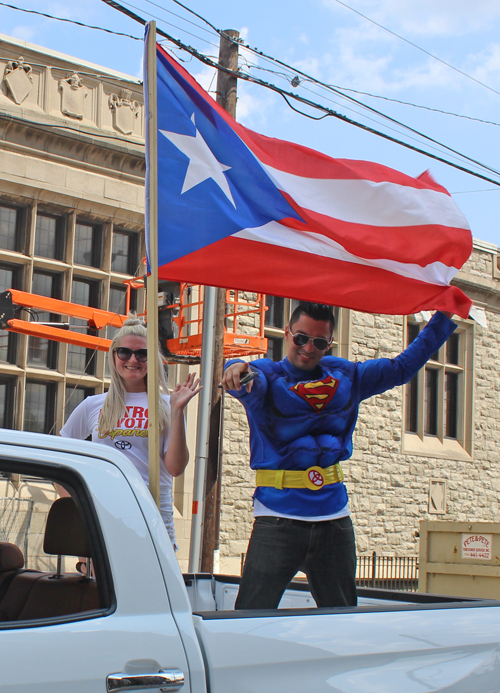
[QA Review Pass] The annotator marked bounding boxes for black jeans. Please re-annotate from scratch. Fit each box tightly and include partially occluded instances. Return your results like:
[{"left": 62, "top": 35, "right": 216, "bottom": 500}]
[{"left": 235, "top": 515, "right": 357, "bottom": 610}]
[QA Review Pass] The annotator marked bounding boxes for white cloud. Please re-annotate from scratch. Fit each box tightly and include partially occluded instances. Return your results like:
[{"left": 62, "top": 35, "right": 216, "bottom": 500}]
[
  {"left": 323, "top": 0, "right": 500, "bottom": 38},
  {"left": 235, "top": 85, "right": 273, "bottom": 129},
  {"left": 289, "top": 15, "right": 499, "bottom": 97},
  {"left": 466, "top": 44, "right": 500, "bottom": 88},
  {"left": 45, "top": 2, "right": 96, "bottom": 22},
  {"left": 10, "top": 25, "right": 37, "bottom": 42},
  {"left": 191, "top": 64, "right": 218, "bottom": 94}
]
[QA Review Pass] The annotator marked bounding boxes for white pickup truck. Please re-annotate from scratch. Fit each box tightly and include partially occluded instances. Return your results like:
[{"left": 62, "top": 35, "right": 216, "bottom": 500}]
[{"left": 1, "top": 429, "right": 499, "bottom": 693}]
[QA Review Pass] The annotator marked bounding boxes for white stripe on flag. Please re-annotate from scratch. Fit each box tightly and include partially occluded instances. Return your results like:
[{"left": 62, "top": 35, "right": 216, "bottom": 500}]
[
  {"left": 235, "top": 222, "right": 459, "bottom": 286},
  {"left": 263, "top": 165, "right": 470, "bottom": 230}
]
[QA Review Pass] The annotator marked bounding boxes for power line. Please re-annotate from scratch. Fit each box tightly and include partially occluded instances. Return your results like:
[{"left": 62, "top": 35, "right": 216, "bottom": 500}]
[
  {"left": 142, "top": 0, "right": 218, "bottom": 38},
  {"left": 317, "top": 85, "right": 500, "bottom": 128},
  {"left": 5, "top": 0, "right": 496, "bottom": 133},
  {"left": 3, "top": 1, "right": 498, "bottom": 186},
  {"left": 0, "top": 1, "right": 142, "bottom": 40},
  {"left": 286, "top": 79, "right": 500, "bottom": 180},
  {"left": 161, "top": 1, "right": 500, "bottom": 105},
  {"left": 100, "top": 0, "right": 500, "bottom": 187},
  {"left": 294, "top": 81, "right": 500, "bottom": 178},
  {"left": 118, "top": 0, "right": 220, "bottom": 48},
  {"left": 168, "top": 0, "right": 220, "bottom": 35},
  {"left": 239, "top": 61, "right": 500, "bottom": 179},
  {"left": 242, "top": 56, "right": 500, "bottom": 127},
  {"left": 167, "top": 6, "right": 500, "bottom": 149},
  {"left": 451, "top": 187, "right": 500, "bottom": 195},
  {"left": 331, "top": 0, "right": 500, "bottom": 98},
  {"left": 170, "top": 2, "right": 500, "bottom": 134}
]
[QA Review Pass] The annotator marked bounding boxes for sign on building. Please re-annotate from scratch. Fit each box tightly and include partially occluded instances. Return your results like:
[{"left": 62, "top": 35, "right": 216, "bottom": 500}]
[{"left": 461, "top": 533, "right": 492, "bottom": 561}]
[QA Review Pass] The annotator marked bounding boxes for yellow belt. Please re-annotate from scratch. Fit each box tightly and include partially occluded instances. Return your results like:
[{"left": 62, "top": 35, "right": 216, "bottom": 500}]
[{"left": 255, "top": 464, "right": 344, "bottom": 492}]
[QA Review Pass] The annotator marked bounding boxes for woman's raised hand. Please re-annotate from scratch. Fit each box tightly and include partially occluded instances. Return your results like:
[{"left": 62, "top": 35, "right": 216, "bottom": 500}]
[{"left": 169, "top": 372, "right": 202, "bottom": 411}]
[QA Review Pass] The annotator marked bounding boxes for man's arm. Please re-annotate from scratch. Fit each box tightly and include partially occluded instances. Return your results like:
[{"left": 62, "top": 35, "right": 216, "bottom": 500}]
[
  {"left": 357, "top": 311, "right": 457, "bottom": 401},
  {"left": 221, "top": 359, "right": 268, "bottom": 404}
]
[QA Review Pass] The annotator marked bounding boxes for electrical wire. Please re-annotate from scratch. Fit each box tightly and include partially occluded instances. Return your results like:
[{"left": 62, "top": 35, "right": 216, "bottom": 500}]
[
  {"left": 100, "top": 1, "right": 500, "bottom": 186},
  {"left": 331, "top": 0, "right": 500, "bottom": 98},
  {"left": 3, "top": 1, "right": 499, "bottom": 186},
  {"left": 142, "top": 0, "right": 218, "bottom": 38},
  {"left": 316, "top": 86, "right": 500, "bottom": 128},
  {"left": 0, "top": 1, "right": 142, "bottom": 40},
  {"left": 168, "top": 0, "right": 220, "bottom": 35},
  {"left": 295, "top": 80, "right": 500, "bottom": 178},
  {"left": 3, "top": 0, "right": 497, "bottom": 132},
  {"left": 162, "top": 0, "right": 500, "bottom": 103},
  {"left": 240, "top": 62, "right": 500, "bottom": 179},
  {"left": 284, "top": 80, "right": 500, "bottom": 180},
  {"left": 451, "top": 187, "right": 500, "bottom": 195},
  {"left": 118, "top": 0, "right": 220, "bottom": 49},
  {"left": 236, "top": 48, "right": 499, "bottom": 173},
  {"left": 162, "top": 5, "right": 500, "bottom": 167},
  {"left": 165, "top": 2, "right": 500, "bottom": 133},
  {"left": 242, "top": 57, "right": 500, "bottom": 128}
]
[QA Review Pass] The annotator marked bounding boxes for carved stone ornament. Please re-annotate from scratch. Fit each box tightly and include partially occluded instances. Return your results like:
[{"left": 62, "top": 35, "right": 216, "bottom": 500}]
[
  {"left": 109, "top": 89, "right": 140, "bottom": 135},
  {"left": 58, "top": 73, "right": 87, "bottom": 120},
  {"left": 3, "top": 56, "right": 33, "bottom": 105}
]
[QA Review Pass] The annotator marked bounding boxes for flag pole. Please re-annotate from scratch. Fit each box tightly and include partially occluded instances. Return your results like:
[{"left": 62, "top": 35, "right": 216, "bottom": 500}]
[
  {"left": 188, "top": 286, "right": 217, "bottom": 572},
  {"left": 145, "top": 21, "right": 161, "bottom": 509}
]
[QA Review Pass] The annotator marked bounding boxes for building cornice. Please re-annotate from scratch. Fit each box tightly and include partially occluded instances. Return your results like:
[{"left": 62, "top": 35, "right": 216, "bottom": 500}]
[{"left": 0, "top": 112, "right": 145, "bottom": 182}]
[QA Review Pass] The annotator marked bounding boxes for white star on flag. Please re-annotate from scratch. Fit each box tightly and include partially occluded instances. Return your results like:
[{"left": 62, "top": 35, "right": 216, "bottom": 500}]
[{"left": 160, "top": 114, "right": 236, "bottom": 207}]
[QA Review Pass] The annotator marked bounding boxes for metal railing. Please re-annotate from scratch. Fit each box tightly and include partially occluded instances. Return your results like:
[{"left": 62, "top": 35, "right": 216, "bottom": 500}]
[
  {"left": 241, "top": 550, "right": 419, "bottom": 592},
  {"left": 0, "top": 497, "right": 34, "bottom": 564},
  {"left": 357, "top": 552, "right": 419, "bottom": 591}
]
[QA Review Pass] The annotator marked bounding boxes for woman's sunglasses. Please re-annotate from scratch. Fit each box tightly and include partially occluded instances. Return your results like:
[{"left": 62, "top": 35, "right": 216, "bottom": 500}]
[
  {"left": 114, "top": 347, "right": 148, "bottom": 363},
  {"left": 289, "top": 330, "right": 332, "bottom": 351}
]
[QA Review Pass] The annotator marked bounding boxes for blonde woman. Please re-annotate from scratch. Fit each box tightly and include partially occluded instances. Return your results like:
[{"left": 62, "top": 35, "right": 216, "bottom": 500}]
[{"left": 60, "top": 317, "right": 201, "bottom": 548}]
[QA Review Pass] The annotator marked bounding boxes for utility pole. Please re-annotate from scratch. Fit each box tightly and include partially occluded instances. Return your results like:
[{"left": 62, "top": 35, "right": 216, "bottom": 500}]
[{"left": 200, "top": 30, "right": 240, "bottom": 573}]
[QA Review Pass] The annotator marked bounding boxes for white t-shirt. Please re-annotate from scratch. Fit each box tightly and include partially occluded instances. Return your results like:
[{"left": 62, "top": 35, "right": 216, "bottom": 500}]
[
  {"left": 253, "top": 498, "right": 350, "bottom": 522},
  {"left": 60, "top": 392, "right": 177, "bottom": 545}
]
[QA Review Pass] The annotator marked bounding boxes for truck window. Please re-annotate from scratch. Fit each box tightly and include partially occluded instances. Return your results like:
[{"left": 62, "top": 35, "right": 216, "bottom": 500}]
[{"left": 0, "top": 461, "right": 113, "bottom": 627}]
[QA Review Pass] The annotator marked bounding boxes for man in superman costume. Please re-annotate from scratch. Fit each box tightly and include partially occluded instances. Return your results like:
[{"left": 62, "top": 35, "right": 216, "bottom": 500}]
[{"left": 222, "top": 302, "right": 456, "bottom": 609}]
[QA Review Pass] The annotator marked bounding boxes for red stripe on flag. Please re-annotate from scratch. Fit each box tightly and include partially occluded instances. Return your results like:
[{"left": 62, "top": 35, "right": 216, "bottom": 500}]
[
  {"left": 236, "top": 130, "right": 452, "bottom": 193},
  {"left": 278, "top": 204, "right": 472, "bottom": 268},
  {"left": 159, "top": 236, "right": 472, "bottom": 318}
]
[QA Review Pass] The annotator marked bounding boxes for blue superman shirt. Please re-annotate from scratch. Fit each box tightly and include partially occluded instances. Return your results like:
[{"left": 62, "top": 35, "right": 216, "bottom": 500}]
[{"left": 225, "top": 312, "right": 456, "bottom": 517}]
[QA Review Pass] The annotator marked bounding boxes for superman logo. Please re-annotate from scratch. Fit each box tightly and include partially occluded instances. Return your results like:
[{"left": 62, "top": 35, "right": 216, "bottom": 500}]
[{"left": 289, "top": 375, "right": 339, "bottom": 412}]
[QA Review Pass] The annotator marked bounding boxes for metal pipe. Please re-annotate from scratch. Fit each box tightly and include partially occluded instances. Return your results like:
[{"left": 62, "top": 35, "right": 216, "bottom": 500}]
[{"left": 188, "top": 285, "right": 217, "bottom": 573}]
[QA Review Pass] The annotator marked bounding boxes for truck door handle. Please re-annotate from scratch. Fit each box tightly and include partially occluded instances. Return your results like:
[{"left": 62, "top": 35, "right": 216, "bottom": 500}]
[{"left": 107, "top": 669, "right": 184, "bottom": 692}]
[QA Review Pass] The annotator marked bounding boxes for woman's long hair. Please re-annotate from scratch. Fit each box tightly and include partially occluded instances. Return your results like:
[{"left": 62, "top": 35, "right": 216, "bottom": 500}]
[{"left": 98, "top": 316, "right": 170, "bottom": 436}]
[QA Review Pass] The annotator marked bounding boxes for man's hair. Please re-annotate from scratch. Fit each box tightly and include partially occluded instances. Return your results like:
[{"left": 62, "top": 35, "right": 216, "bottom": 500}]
[{"left": 289, "top": 302, "right": 335, "bottom": 335}]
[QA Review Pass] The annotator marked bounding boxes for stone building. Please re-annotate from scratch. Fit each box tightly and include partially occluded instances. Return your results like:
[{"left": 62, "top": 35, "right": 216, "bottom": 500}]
[{"left": 1, "top": 33, "right": 499, "bottom": 577}]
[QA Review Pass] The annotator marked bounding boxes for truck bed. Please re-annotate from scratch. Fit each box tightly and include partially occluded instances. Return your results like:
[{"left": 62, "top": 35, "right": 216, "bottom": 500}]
[
  {"left": 183, "top": 572, "right": 498, "bottom": 613},
  {"left": 185, "top": 574, "right": 500, "bottom": 693}
]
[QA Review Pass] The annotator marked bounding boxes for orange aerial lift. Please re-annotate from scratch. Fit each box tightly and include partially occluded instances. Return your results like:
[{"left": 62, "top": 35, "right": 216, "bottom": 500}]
[{"left": 0, "top": 280, "right": 268, "bottom": 363}]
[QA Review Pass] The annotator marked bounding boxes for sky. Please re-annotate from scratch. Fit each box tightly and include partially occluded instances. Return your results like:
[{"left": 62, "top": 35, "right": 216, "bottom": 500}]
[{"left": 1, "top": 0, "right": 499, "bottom": 247}]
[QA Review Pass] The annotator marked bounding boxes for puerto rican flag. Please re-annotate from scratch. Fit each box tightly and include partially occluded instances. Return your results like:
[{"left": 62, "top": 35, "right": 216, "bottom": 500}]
[{"left": 145, "top": 38, "right": 472, "bottom": 318}]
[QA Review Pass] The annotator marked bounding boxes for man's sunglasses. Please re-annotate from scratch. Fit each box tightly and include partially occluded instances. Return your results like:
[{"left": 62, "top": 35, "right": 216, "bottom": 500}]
[
  {"left": 289, "top": 330, "right": 332, "bottom": 351},
  {"left": 114, "top": 347, "right": 148, "bottom": 363}
]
